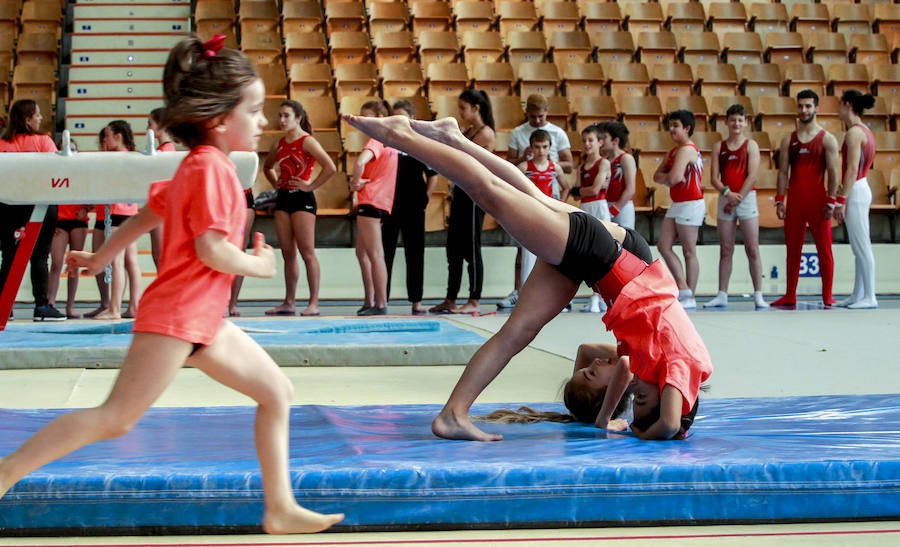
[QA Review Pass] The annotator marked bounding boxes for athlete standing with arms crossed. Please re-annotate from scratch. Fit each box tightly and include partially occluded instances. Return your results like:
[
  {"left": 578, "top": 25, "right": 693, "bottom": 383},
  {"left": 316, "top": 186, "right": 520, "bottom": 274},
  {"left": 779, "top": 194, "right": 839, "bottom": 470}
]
[{"left": 772, "top": 90, "right": 840, "bottom": 309}]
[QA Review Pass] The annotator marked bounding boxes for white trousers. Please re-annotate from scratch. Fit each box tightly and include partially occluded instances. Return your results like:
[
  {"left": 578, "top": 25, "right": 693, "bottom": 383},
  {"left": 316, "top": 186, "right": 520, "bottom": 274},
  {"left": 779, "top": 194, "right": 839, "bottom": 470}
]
[{"left": 845, "top": 178, "right": 876, "bottom": 302}]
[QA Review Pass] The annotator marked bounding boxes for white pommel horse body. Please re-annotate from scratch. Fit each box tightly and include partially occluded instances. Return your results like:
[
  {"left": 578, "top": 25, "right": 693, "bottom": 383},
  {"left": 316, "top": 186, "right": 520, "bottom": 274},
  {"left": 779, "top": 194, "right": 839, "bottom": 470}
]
[{"left": 0, "top": 131, "right": 259, "bottom": 331}]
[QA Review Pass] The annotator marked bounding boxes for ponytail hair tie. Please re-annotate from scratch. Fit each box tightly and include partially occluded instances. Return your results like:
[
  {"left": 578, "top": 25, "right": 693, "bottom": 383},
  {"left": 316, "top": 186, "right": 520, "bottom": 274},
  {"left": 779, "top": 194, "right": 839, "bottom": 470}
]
[{"left": 201, "top": 34, "right": 227, "bottom": 59}]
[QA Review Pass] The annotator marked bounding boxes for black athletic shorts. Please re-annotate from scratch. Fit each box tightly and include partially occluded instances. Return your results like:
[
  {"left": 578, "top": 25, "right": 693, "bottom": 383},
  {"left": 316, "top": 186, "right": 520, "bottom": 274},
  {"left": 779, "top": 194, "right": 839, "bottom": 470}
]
[
  {"left": 356, "top": 203, "right": 388, "bottom": 220},
  {"left": 274, "top": 189, "right": 317, "bottom": 215},
  {"left": 57, "top": 219, "right": 88, "bottom": 232}
]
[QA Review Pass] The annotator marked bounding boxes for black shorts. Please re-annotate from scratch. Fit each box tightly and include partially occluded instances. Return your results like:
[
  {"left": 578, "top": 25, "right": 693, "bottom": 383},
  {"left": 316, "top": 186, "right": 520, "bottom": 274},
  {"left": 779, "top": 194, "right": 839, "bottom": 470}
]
[
  {"left": 556, "top": 212, "right": 621, "bottom": 287},
  {"left": 57, "top": 219, "right": 88, "bottom": 232},
  {"left": 274, "top": 189, "right": 316, "bottom": 215},
  {"left": 93, "top": 214, "right": 128, "bottom": 230},
  {"left": 356, "top": 203, "right": 388, "bottom": 220},
  {"left": 244, "top": 189, "right": 255, "bottom": 209},
  {"left": 622, "top": 226, "right": 653, "bottom": 264}
]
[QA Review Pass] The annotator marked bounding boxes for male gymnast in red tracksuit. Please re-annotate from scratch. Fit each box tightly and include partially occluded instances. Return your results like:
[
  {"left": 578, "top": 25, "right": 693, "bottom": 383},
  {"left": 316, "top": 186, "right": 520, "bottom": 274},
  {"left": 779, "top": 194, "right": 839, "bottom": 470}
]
[{"left": 772, "top": 90, "right": 841, "bottom": 308}]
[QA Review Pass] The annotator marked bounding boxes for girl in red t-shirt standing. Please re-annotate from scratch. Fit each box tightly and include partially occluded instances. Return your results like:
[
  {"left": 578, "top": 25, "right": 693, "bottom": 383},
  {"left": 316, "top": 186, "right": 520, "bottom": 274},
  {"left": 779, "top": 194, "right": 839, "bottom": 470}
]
[
  {"left": 262, "top": 100, "right": 336, "bottom": 317},
  {"left": 349, "top": 100, "right": 398, "bottom": 315},
  {"left": 0, "top": 35, "right": 344, "bottom": 534}
]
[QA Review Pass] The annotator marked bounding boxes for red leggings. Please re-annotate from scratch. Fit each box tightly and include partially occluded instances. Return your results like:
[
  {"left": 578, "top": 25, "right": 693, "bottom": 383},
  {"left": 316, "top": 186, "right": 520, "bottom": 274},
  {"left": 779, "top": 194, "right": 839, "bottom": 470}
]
[{"left": 783, "top": 201, "right": 834, "bottom": 304}]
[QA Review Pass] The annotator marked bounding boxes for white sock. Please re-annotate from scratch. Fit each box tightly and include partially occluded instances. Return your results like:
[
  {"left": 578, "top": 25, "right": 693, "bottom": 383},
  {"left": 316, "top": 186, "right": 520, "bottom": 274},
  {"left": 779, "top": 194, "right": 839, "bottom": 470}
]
[{"left": 678, "top": 289, "right": 693, "bottom": 300}]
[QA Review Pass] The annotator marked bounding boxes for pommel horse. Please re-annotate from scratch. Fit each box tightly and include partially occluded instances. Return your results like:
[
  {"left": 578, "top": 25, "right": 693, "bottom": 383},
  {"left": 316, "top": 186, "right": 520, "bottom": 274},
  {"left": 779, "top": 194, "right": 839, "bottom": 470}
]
[{"left": 0, "top": 130, "right": 259, "bottom": 331}]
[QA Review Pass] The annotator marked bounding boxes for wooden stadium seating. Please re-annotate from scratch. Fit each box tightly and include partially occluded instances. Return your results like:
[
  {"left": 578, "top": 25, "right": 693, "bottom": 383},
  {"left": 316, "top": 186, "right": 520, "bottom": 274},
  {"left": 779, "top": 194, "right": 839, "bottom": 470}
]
[
  {"left": 667, "top": 95, "right": 710, "bottom": 132},
  {"left": 281, "top": 1, "right": 324, "bottom": 34},
  {"left": 631, "top": 130, "right": 672, "bottom": 177},
  {"left": 560, "top": 62, "right": 606, "bottom": 99},
  {"left": 338, "top": 95, "right": 374, "bottom": 135},
  {"left": 546, "top": 95, "right": 570, "bottom": 131},
  {"left": 783, "top": 63, "right": 827, "bottom": 98},
  {"left": 752, "top": 130, "right": 775, "bottom": 170},
  {"left": 764, "top": 31, "right": 806, "bottom": 68},
  {"left": 569, "top": 95, "right": 617, "bottom": 131},
  {"left": 832, "top": 3, "right": 873, "bottom": 37},
  {"left": 677, "top": 31, "right": 721, "bottom": 70},
  {"left": 650, "top": 63, "right": 694, "bottom": 109},
  {"left": 0, "top": 0, "right": 17, "bottom": 43},
  {"left": 496, "top": 1, "right": 539, "bottom": 40},
  {"left": 517, "top": 62, "right": 561, "bottom": 98},
  {"left": 239, "top": 0, "right": 279, "bottom": 36},
  {"left": 461, "top": 31, "right": 506, "bottom": 72},
  {"left": 381, "top": 62, "right": 425, "bottom": 98},
  {"left": 431, "top": 94, "right": 462, "bottom": 121},
  {"left": 636, "top": 30, "right": 678, "bottom": 73},
  {"left": 314, "top": 170, "right": 352, "bottom": 218},
  {"left": 865, "top": 169, "right": 895, "bottom": 242},
  {"left": 707, "top": 95, "right": 755, "bottom": 132},
  {"left": 805, "top": 33, "right": 848, "bottom": 74},
  {"left": 813, "top": 95, "right": 842, "bottom": 136},
  {"left": 757, "top": 96, "right": 798, "bottom": 150},
  {"left": 289, "top": 63, "right": 333, "bottom": 98},
  {"left": 492, "top": 95, "right": 527, "bottom": 132},
  {"left": 194, "top": 0, "right": 236, "bottom": 44},
  {"left": 471, "top": 61, "right": 517, "bottom": 96},
  {"left": 328, "top": 31, "right": 372, "bottom": 65},
  {"left": 623, "top": 2, "right": 664, "bottom": 42},
  {"left": 871, "top": 65, "right": 900, "bottom": 99},
  {"left": 606, "top": 62, "right": 651, "bottom": 103},
  {"left": 849, "top": 33, "right": 890, "bottom": 66},
  {"left": 666, "top": 1, "right": 706, "bottom": 34},
  {"left": 740, "top": 63, "right": 783, "bottom": 107},
  {"left": 417, "top": 30, "right": 461, "bottom": 71},
  {"left": 285, "top": 31, "right": 328, "bottom": 65},
  {"left": 333, "top": 63, "right": 378, "bottom": 100},
  {"left": 426, "top": 62, "right": 471, "bottom": 98},
  {"left": 618, "top": 95, "right": 663, "bottom": 133},
  {"left": 694, "top": 63, "right": 739, "bottom": 97},
  {"left": 254, "top": 63, "right": 288, "bottom": 97},
  {"left": 592, "top": 30, "right": 635, "bottom": 66},
  {"left": 302, "top": 96, "right": 339, "bottom": 133},
  {"left": 541, "top": 1, "right": 582, "bottom": 36},
  {"left": 386, "top": 96, "right": 432, "bottom": 120},
  {"left": 454, "top": 1, "right": 495, "bottom": 37},
  {"left": 342, "top": 126, "right": 370, "bottom": 172},
  {"left": 873, "top": 4, "right": 900, "bottom": 37},
  {"left": 409, "top": 1, "right": 452, "bottom": 38},
  {"left": 506, "top": 31, "right": 548, "bottom": 73},
  {"left": 789, "top": 2, "right": 831, "bottom": 35},
  {"left": 827, "top": 63, "right": 870, "bottom": 97},
  {"left": 863, "top": 97, "right": 891, "bottom": 133},
  {"left": 372, "top": 30, "right": 417, "bottom": 68},
  {"left": 707, "top": 1, "right": 747, "bottom": 43},
  {"left": 721, "top": 31, "right": 764, "bottom": 75},
  {"left": 12, "top": 63, "right": 56, "bottom": 103},
  {"left": 581, "top": 0, "right": 621, "bottom": 35},
  {"left": 755, "top": 168, "right": 783, "bottom": 229},
  {"left": 748, "top": 2, "right": 789, "bottom": 41},
  {"left": 325, "top": 1, "right": 366, "bottom": 35},
  {"left": 15, "top": 32, "right": 58, "bottom": 67},
  {"left": 241, "top": 29, "right": 283, "bottom": 66},
  {"left": 368, "top": 1, "right": 409, "bottom": 35},
  {"left": 548, "top": 30, "right": 594, "bottom": 66},
  {"left": 20, "top": 1, "right": 62, "bottom": 37}
]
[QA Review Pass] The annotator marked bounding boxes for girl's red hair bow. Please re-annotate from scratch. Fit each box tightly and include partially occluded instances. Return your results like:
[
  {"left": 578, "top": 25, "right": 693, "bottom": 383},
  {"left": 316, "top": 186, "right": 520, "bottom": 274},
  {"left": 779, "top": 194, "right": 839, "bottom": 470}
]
[{"left": 201, "top": 34, "right": 227, "bottom": 59}]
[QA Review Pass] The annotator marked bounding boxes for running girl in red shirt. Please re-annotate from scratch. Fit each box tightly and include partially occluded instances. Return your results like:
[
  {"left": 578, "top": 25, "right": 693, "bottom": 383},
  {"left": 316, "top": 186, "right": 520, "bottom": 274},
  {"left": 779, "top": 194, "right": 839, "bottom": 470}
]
[
  {"left": 0, "top": 35, "right": 344, "bottom": 533},
  {"left": 263, "top": 99, "right": 336, "bottom": 317}
]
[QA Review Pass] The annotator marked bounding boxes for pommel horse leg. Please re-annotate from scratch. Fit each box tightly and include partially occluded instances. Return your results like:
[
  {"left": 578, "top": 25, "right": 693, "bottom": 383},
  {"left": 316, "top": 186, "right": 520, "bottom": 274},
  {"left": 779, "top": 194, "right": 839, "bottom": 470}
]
[{"left": 0, "top": 205, "right": 47, "bottom": 331}]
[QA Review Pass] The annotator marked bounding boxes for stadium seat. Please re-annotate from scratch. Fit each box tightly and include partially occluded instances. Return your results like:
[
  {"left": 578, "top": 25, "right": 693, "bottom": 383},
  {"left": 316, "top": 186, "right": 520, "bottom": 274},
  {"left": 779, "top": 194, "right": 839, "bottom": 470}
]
[
  {"left": 677, "top": 31, "right": 721, "bottom": 70},
  {"left": 874, "top": 131, "right": 900, "bottom": 178},
  {"left": 333, "top": 63, "right": 378, "bottom": 100},
  {"left": 381, "top": 62, "right": 425, "bottom": 98},
  {"left": 636, "top": 30, "right": 679, "bottom": 73},
  {"left": 548, "top": 30, "right": 594, "bottom": 66},
  {"left": 873, "top": 3, "right": 900, "bottom": 37},
  {"left": 863, "top": 96, "right": 891, "bottom": 133},
  {"left": 289, "top": 63, "right": 332, "bottom": 98},
  {"left": 623, "top": 2, "right": 664, "bottom": 42},
  {"left": 569, "top": 95, "right": 617, "bottom": 131},
  {"left": 755, "top": 168, "right": 783, "bottom": 229},
  {"left": 783, "top": 63, "right": 827, "bottom": 98},
  {"left": 757, "top": 96, "right": 798, "bottom": 149},
  {"left": 409, "top": 0, "right": 452, "bottom": 38},
  {"left": 764, "top": 31, "right": 806, "bottom": 68},
  {"left": 14, "top": 32, "right": 58, "bottom": 67},
  {"left": 865, "top": 168, "right": 895, "bottom": 242},
  {"left": 606, "top": 62, "right": 651, "bottom": 102},
  {"left": 805, "top": 32, "right": 848, "bottom": 73},
  {"left": 195, "top": 0, "right": 236, "bottom": 44},
  {"left": 255, "top": 63, "right": 288, "bottom": 97},
  {"left": 618, "top": 95, "right": 663, "bottom": 133},
  {"left": 461, "top": 31, "right": 506, "bottom": 72},
  {"left": 328, "top": 31, "right": 371, "bottom": 65},
  {"left": 517, "top": 62, "right": 561, "bottom": 98},
  {"left": 592, "top": 30, "right": 635, "bottom": 66},
  {"left": 314, "top": 170, "right": 352, "bottom": 218},
  {"left": 694, "top": 63, "right": 739, "bottom": 97},
  {"left": 471, "top": 61, "right": 517, "bottom": 96},
  {"left": 752, "top": 130, "right": 774, "bottom": 169},
  {"left": 368, "top": 1, "right": 409, "bottom": 35},
  {"left": 506, "top": 31, "right": 548, "bottom": 73},
  {"left": 241, "top": 29, "right": 283, "bottom": 66},
  {"left": 827, "top": 63, "right": 870, "bottom": 97},
  {"left": 281, "top": 1, "right": 324, "bottom": 34},
  {"left": 496, "top": 1, "right": 539, "bottom": 39},
  {"left": 832, "top": 3, "right": 873, "bottom": 37},
  {"left": 0, "top": 0, "right": 17, "bottom": 42},
  {"left": 541, "top": 1, "right": 582, "bottom": 36},
  {"left": 849, "top": 33, "right": 890, "bottom": 66},
  {"left": 426, "top": 62, "right": 471, "bottom": 98},
  {"left": 650, "top": 63, "right": 694, "bottom": 108},
  {"left": 581, "top": 0, "right": 621, "bottom": 35},
  {"left": 431, "top": 94, "right": 462, "bottom": 121},
  {"left": 561, "top": 62, "right": 606, "bottom": 99},
  {"left": 721, "top": 31, "right": 764, "bottom": 74},
  {"left": 239, "top": 0, "right": 280, "bottom": 36},
  {"left": 707, "top": 1, "right": 747, "bottom": 43},
  {"left": 789, "top": 2, "right": 831, "bottom": 35},
  {"left": 418, "top": 30, "right": 461, "bottom": 71},
  {"left": 372, "top": 30, "right": 417, "bottom": 68},
  {"left": 871, "top": 64, "right": 900, "bottom": 100},
  {"left": 285, "top": 31, "right": 327, "bottom": 65},
  {"left": 666, "top": 1, "right": 706, "bottom": 34},
  {"left": 338, "top": 95, "right": 374, "bottom": 135},
  {"left": 325, "top": 1, "right": 366, "bottom": 34},
  {"left": 454, "top": 1, "right": 495, "bottom": 37},
  {"left": 814, "top": 95, "right": 842, "bottom": 136},
  {"left": 20, "top": 1, "right": 62, "bottom": 37},
  {"left": 748, "top": 2, "right": 789, "bottom": 42},
  {"left": 740, "top": 63, "right": 783, "bottom": 106},
  {"left": 492, "top": 95, "right": 527, "bottom": 131},
  {"left": 302, "top": 96, "right": 339, "bottom": 132}
]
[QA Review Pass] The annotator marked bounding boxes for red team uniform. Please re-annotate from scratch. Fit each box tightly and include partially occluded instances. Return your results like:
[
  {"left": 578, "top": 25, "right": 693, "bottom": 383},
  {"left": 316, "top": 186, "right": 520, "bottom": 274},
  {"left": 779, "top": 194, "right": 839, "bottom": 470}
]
[
  {"left": 719, "top": 139, "right": 752, "bottom": 193},
  {"left": 664, "top": 144, "right": 703, "bottom": 203},
  {"left": 525, "top": 159, "right": 558, "bottom": 198},
  {"left": 782, "top": 130, "right": 834, "bottom": 305},
  {"left": 579, "top": 159, "right": 606, "bottom": 204}
]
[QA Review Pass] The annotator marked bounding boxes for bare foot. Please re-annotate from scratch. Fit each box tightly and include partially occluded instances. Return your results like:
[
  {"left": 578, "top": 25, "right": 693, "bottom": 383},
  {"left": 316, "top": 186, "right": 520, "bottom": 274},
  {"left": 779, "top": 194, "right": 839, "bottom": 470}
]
[
  {"left": 262, "top": 505, "right": 344, "bottom": 534},
  {"left": 92, "top": 310, "right": 121, "bottom": 320},
  {"left": 428, "top": 299, "right": 457, "bottom": 314},
  {"left": 84, "top": 306, "right": 108, "bottom": 318},
  {"left": 300, "top": 306, "right": 320, "bottom": 317},
  {"left": 228, "top": 307, "right": 241, "bottom": 317},
  {"left": 341, "top": 114, "right": 416, "bottom": 149},
  {"left": 432, "top": 409, "right": 503, "bottom": 442},
  {"left": 265, "top": 304, "right": 296, "bottom": 316},
  {"left": 455, "top": 301, "right": 481, "bottom": 315},
  {"left": 122, "top": 309, "right": 136, "bottom": 319},
  {"left": 409, "top": 117, "right": 464, "bottom": 145},
  {"left": 66, "top": 310, "right": 82, "bottom": 319}
]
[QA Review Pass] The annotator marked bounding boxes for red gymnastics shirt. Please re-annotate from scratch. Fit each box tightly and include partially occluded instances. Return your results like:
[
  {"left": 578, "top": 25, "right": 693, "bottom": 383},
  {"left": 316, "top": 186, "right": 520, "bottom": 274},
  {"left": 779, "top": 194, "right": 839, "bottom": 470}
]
[
  {"left": 133, "top": 146, "right": 246, "bottom": 345},
  {"left": 273, "top": 134, "right": 316, "bottom": 190},
  {"left": 841, "top": 123, "right": 875, "bottom": 181},
  {"left": 606, "top": 153, "right": 628, "bottom": 203},
  {"left": 358, "top": 138, "right": 398, "bottom": 213},
  {"left": 525, "top": 159, "right": 557, "bottom": 197},
  {"left": 579, "top": 157, "right": 607, "bottom": 203},
  {"left": 663, "top": 143, "right": 703, "bottom": 202},
  {"left": 718, "top": 138, "right": 753, "bottom": 193},
  {"left": 787, "top": 130, "right": 827, "bottom": 197},
  {"left": 0, "top": 133, "right": 56, "bottom": 152}
]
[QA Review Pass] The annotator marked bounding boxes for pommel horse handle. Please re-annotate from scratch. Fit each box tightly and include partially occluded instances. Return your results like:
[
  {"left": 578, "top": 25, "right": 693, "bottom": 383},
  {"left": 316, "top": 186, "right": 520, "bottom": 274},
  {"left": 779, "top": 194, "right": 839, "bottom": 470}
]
[{"left": 0, "top": 131, "right": 259, "bottom": 330}]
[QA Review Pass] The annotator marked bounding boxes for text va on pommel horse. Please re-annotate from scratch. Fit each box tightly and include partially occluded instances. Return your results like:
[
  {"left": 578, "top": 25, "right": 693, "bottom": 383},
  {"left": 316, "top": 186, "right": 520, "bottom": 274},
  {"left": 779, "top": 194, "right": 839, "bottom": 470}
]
[{"left": 0, "top": 130, "right": 259, "bottom": 331}]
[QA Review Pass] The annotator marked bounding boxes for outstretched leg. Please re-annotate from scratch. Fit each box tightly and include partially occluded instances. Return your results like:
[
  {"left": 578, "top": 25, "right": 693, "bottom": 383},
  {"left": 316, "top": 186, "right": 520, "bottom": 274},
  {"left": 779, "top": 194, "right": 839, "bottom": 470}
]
[
  {"left": 343, "top": 115, "right": 571, "bottom": 265},
  {"left": 432, "top": 260, "right": 579, "bottom": 441}
]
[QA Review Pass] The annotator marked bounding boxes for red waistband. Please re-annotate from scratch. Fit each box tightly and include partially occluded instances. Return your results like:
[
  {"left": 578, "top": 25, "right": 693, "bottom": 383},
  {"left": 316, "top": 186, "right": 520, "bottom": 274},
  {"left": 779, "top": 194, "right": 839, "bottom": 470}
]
[{"left": 593, "top": 248, "right": 649, "bottom": 305}]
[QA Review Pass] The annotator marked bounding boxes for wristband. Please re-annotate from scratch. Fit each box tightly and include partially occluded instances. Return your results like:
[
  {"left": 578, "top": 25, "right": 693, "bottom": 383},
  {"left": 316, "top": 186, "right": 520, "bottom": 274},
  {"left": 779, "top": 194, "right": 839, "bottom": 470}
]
[
  {"left": 775, "top": 194, "right": 784, "bottom": 206},
  {"left": 720, "top": 186, "right": 730, "bottom": 197},
  {"left": 835, "top": 195, "right": 847, "bottom": 205},
  {"left": 609, "top": 204, "right": 620, "bottom": 217}
]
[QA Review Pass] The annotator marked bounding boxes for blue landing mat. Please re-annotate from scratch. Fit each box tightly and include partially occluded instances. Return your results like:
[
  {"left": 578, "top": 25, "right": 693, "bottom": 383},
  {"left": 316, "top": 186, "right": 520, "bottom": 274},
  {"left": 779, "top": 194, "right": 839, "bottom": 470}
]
[
  {"left": 0, "top": 319, "right": 486, "bottom": 368},
  {"left": 1, "top": 395, "right": 898, "bottom": 532}
]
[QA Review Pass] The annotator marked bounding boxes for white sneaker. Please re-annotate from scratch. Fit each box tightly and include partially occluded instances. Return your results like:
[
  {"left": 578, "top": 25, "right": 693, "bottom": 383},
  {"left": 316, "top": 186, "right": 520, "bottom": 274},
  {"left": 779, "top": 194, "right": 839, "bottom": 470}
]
[
  {"left": 753, "top": 291, "right": 769, "bottom": 309},
  {"left": 834, "top": 297, "right": 857, "bottom": 308},
  {"left": 703, "top": 292, "right": 728, "bottom": 308},
  {"left": 679, "top": 297, "right": 697, "bottom": 310},
  {"left": 579, "top": 294, "right": 606, "bottom": 313},
  {"left": 847, "top": 299, "right": 877, "bottom": 309},
  {"left": 496, "top": 290, "right": 518, "bottom": 309}
]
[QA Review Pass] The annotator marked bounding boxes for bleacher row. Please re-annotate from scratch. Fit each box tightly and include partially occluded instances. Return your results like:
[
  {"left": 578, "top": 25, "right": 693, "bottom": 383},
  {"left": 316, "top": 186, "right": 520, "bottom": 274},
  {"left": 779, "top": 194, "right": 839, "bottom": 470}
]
[{"left": 2, "top": 0, "right": 900, "bottom": 241}]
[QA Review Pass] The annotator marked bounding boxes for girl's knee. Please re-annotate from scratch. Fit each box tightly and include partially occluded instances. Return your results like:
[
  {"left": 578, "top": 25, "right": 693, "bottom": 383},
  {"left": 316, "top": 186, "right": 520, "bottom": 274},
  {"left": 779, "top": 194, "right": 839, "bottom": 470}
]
[{"left": 94, "top": 406, "right": 141, "bottom": 439}]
